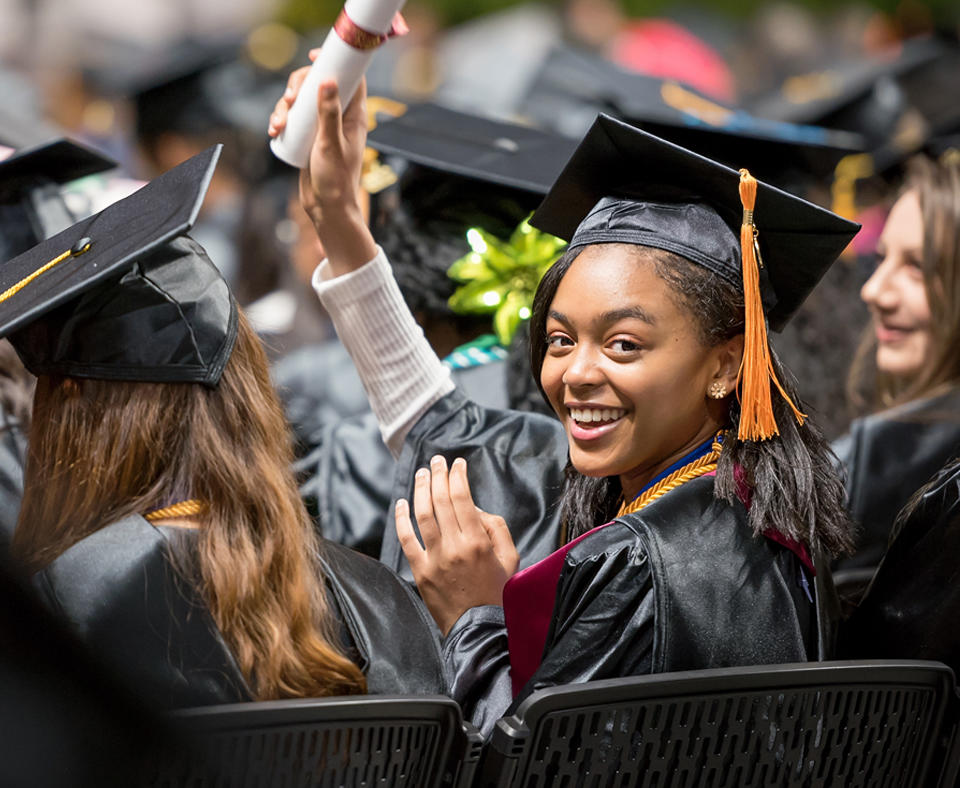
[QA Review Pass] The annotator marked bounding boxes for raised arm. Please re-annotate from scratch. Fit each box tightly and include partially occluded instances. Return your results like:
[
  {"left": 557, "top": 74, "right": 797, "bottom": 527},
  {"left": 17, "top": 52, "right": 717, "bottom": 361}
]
[{"left": 269, "top": 65, "right": 453, "bottom": 454}]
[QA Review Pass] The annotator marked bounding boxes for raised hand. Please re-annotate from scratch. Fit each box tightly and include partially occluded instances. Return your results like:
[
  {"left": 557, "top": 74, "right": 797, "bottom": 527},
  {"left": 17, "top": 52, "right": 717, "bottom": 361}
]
[
  {"left": 268, "top": 51, "right": 376, "bottom": 276},
  {"left": 396, "top": 455, "right": 519, "bottom": 636}
]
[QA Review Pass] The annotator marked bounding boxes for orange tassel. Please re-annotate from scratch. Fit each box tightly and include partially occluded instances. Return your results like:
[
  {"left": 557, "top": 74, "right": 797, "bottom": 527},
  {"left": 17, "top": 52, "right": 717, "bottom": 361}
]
[{"left": 736, "top": 169, "right": 806, "bottom": 441}]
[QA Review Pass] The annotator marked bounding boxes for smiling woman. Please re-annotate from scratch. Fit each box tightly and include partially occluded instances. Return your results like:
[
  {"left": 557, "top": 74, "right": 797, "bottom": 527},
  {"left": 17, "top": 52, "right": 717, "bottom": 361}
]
[
  {"left": 836, "top": 154, "right": 960, "bottom": 573},
  {"left": 270, "top": 71, "right": 858, "bottom": 738}
]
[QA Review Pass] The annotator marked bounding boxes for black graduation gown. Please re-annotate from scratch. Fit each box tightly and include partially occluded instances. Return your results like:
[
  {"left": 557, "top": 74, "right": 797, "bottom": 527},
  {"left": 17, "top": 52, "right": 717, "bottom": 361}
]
[
  {"left": 33, "top": 515, "right": 446, "bottom": 709},
  {"left": 442, "top": 476, "right": 820, "bottom": 737},
  {"left": 0, "top": 417, "right": 24, "bottom": 557},
  {"left": 286, "top": 355, "right": 527, "bottom": 560},
  {"left": 384, "top": 392, "right": 822, "bottom": 736},
  {"left": 838, "top": 458, "right": 960, "bottom": 676},
  {"left": 832, "top": 388, "right": 960, "bottom": 571},
  {"left": 381, "top": 389, "right": 568, "bottom": 581}
]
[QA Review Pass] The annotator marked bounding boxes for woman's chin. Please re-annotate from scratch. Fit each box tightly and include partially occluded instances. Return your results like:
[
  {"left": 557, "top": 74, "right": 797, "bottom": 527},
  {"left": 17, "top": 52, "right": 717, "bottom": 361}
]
[
  {"left": 875, "top": 346, "right": 925, "bottom": 380},
  {"left": 569, "top": 451, "right": 620, "bottom": 479}
]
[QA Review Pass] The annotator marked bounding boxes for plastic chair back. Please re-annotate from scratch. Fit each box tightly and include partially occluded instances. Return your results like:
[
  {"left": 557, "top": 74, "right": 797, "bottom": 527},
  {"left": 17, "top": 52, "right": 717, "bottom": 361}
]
[
  {"left": 144, "top": 694, "right": 482, "bottom": 788},
  {"left": 481, "top": 660, "right": 958, "bottom": 788}
]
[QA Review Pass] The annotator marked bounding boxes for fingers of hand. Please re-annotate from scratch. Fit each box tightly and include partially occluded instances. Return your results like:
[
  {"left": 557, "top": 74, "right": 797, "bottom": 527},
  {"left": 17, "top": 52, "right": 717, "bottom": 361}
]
[
  {"left": 448, "top": 458, "right": 483, "bottom": 537},
  {"left": 429, "top": 455, "right": 460, "bottom": 534},
  {"left": 479, "top": 511, "right": 520, "bottom": 576},
  {"left": 394, "top": 498, "right": 425, "bottom": 569},
  {"left": 412, "top": 466, "right": 440, "bottom": 549},
  {"left": 268, "top": 65, "right": 311, "bottom": 136}
]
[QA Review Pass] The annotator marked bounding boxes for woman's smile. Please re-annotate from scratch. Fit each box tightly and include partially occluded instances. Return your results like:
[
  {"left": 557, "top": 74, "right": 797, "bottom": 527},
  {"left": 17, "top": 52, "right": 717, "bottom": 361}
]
[
  {"left": 539, "top": 243, "right": 738, "bottom": 496},
  {"left": 567, "top": 404, "right": 629, "bottom": 440}
]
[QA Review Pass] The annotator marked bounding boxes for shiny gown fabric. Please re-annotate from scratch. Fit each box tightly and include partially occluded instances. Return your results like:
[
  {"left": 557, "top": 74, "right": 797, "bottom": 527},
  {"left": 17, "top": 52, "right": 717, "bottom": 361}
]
[
  {"left": 33, "top": 516, "right": 446, "bottom": 708},
  {"left": 381, "top": 390, "right": 568, "bottom": 581},
  {"left": 833, "top": 388, "right": 960, "bottom": 571},
  {"left": 0, "top": 419, "right": 24, "bottom": 557},
  {"left": 283, "top": 349, "right": 516, "bottom": 559},
  {"left": 839, "top": 459, "right": 960, "bottom": 677},
  {"left": 392, "top": 395, "right": 821, "bottom": 738}
]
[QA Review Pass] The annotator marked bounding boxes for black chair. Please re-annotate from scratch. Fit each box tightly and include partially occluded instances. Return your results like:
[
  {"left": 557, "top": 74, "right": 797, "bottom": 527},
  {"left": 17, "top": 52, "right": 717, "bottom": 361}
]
[
  {"left": 479, "top": 661, "right": 960, "bottom": 788},
  {"left": 144, "top": 695, "right": 482, "bottom": 788}
]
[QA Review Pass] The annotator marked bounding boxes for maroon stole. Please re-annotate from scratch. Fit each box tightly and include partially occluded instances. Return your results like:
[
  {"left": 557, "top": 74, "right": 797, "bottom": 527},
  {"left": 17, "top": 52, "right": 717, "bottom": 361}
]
[{"left": 501, "top": 470, "right": 815, "bottom": 698}]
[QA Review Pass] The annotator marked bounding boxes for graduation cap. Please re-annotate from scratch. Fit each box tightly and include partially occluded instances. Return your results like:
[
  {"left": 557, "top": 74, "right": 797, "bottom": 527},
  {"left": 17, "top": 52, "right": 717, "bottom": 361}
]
[
  {"left": 0, "top": 145, "right": 237, "bottom": 387},
  {"left": 531, "top": 114, "right": 860, "bottom": 441},
  {"left": 521, "top": 45, "right": 865, "bottom": 183},
  {"left": 93, "top": 36, "right": 290, "bottom": 147},
  {"left": 0, "top": 138, "right": 117, "bottom": 263},
  {"left": 366, "top": 102, "right": 578, "bottom": 243},
  {"left": 749, "top": 37, "right": 955, "bottom": 147},
  {"left": 367, "top": 102, "right": 579, "bottom": 196}
]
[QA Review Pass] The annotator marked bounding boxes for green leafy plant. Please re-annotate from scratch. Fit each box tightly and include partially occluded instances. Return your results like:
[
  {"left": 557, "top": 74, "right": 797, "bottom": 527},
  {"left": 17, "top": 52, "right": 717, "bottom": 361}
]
[{"left": 447, "top": 216, "right": 566, "bottom": 346}]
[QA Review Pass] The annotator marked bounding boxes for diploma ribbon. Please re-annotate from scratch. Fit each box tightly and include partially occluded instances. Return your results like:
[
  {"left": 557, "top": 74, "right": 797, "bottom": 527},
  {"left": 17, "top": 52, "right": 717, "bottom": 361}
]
[{"left": 334, "top": 10, "right": 409, "bottom": 51}]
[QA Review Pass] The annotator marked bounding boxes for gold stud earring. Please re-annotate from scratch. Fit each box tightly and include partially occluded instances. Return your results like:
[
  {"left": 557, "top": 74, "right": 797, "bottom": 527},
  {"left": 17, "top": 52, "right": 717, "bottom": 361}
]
[{"left": 708, "top": 382, "right": 727, "bottom": 399}]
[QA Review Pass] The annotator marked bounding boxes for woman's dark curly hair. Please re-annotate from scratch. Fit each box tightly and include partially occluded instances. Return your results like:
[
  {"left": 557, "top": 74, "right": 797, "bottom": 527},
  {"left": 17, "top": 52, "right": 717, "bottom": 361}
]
[{"left": 529, "top": 243, "right": 855, "bottom": 559}]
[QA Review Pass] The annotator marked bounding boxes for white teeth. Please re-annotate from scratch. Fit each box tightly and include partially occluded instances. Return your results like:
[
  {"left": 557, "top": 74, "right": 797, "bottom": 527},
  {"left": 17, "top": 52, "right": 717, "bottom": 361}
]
[{"left": 569, "top": 407, "right": 625, "bottom": 424}]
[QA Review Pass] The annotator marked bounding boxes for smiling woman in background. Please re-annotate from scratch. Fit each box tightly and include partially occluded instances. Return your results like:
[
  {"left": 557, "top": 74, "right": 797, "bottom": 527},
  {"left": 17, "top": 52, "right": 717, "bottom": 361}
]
[{"left": 835, "top": 154, "right": 960, "bottom": 575}]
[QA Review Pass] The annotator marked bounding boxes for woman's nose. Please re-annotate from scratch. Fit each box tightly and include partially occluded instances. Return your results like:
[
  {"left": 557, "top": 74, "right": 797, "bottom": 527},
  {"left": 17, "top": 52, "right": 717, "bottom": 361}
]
[
  {"left": 562, "top": 344, "right": 605, "bottom": 389},
  {"left": 861, "top": 257, "right": 898, "bottom": 311}
]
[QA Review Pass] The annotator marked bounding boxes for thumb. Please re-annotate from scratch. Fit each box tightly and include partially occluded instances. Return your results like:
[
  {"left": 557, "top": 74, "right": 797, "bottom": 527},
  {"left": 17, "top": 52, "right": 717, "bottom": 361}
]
[{"left": 314, "top": 80, "right": 344, "bottom": 156}]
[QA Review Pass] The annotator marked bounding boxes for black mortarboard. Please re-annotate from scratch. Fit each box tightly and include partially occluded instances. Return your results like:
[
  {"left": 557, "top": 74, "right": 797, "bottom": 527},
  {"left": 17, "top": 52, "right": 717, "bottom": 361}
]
[
  {"left": 367, "top": 102, "right": 579, "bottom": 196},
  {"left": 531, "top": 114, "right": 860, "bottom": 332},
  {"left": 0, "top": 145, "right": 237, "bottom": 387},
  {"left": 367, "top": 101, "right": 579, "bottom": 246},
  {"left": 522, "top": 46, "right": 865, "bottom": 183},
  {"left": 0, "top": 138, "right": 117, "bottom": 263},
  {"left": 531, "top": 113, "right": 860, "bottom": 441}
]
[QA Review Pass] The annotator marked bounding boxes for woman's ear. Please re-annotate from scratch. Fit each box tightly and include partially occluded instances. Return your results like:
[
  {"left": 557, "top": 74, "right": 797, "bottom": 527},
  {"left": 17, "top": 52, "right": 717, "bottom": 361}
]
[{"left": 708, "top": 334, "right": 744, "bottom": 399}]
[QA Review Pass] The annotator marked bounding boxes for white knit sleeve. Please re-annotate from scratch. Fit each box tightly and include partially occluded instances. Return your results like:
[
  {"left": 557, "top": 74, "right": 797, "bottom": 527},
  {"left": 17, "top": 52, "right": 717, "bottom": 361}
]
[{"left": 311, "top": 248, "right": 455, "bottom": 456}]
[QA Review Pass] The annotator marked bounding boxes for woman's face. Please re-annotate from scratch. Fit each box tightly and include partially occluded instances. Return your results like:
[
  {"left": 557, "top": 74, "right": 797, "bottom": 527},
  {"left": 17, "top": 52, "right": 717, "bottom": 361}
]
[
  {"left": 540, "top": 245, "right": 738, "bottom": 497},
  {"left": 861, "top": 189, "right": 932, "bottom": 379}
]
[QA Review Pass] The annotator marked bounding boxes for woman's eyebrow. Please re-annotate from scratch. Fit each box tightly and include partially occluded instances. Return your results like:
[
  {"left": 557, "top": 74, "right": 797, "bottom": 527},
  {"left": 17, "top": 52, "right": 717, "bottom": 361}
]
[
  {"left": 548, "top": 306, "right": 657, "bottom": 327},
  {"left": 548, "top": 309, "right": 570, "bottom": 325},
  {"left": 599, "top": 306, "right": 657, "bottom": 326}
]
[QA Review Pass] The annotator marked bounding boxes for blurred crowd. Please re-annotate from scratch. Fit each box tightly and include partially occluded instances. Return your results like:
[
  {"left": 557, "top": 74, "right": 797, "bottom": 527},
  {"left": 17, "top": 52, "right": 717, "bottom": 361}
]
[{"left": 2, "top": 0, "right": 960, "bottom": 779}]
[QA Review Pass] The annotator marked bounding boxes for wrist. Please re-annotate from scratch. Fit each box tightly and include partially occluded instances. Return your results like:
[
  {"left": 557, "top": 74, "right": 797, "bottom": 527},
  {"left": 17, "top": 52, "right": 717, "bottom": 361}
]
[{"left": 311, "top": 207, "right": 377, "bottom": 276}]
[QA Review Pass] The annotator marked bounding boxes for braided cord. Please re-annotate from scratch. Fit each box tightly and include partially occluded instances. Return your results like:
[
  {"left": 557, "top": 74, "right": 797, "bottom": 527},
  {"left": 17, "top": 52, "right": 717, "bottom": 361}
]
[
  {"left": 144, "top": 499, "right": 206, "bottom": 522},
  {"left": 616, "top": 432, "right": 726, "bottom": 518}
]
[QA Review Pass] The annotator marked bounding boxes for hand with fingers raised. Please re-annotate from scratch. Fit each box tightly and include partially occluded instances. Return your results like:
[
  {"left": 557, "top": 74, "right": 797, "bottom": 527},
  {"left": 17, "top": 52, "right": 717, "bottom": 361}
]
[
  {"left": 396, "top": 455, "right": 520, "bottom": 636},
  {"left": 268, "top": 50, "right": 377, "bottom": 277}
]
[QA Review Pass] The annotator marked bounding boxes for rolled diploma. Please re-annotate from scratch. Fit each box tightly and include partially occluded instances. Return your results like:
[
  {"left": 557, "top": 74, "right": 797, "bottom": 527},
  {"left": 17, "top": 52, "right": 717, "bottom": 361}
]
[{"left": 270, "top": 0, "right": 407, "bottom": 168}]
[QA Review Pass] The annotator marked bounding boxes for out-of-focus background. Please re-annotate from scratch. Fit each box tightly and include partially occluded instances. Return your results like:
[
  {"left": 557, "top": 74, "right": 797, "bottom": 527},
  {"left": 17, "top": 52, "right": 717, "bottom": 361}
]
[{"left": 2, "top": 0, "right": 959, "bottom": 437}]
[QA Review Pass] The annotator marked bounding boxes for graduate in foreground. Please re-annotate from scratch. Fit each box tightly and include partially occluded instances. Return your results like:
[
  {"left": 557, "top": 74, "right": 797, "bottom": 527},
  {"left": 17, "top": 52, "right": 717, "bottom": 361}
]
[
  {"left": 4, "top": 147, "right": 445, "bottom": 708},
  {"left": 271, "top": 72, "right": 859, "bottom": 736}
]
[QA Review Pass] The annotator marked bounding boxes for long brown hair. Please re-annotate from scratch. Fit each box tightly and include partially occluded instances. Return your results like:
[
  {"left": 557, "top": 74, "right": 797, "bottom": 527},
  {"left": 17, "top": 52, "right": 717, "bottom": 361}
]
[
  {"left": 848, "top": 153, "right": 960, "bottom": 412},
  {"left": 12, "top": 313, "right": 366, "bottom": 699}
]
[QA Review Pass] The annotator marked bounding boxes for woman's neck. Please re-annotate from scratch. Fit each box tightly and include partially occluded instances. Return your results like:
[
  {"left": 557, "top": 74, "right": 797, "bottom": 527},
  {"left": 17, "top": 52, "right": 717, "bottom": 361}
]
[{"left": 618, "top": 422, "right": 721, "bottom": 502}]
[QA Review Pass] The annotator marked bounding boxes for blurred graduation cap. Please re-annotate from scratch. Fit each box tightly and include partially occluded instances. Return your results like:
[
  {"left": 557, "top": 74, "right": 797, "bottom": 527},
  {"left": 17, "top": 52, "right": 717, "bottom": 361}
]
[
  {"left": 521, "top": 45, "right": 865, "bottom": 184},
  {"left": 366, "top": 102, "right": 578, "bottom": 239},
  {"left": 749, "top": 37, "right": 956, "bottom": 148},
  {"left": 95, "top": 37, "right": 281, "bottom": 143},
  {"left": 0, "top": 139, "right": 117, "bottom": 263},
  {"left": 0, "top": 145, "right": 237, "bottom": 387},
  {"left": 531, "top": 114, "right": 859, "bottom": 332}
]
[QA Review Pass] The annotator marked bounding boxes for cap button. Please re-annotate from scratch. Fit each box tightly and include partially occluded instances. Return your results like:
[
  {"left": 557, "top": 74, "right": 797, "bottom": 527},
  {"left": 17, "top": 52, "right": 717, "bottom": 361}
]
[{"left": 71, "top": 237, "right": 93, "bottom": 256}]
